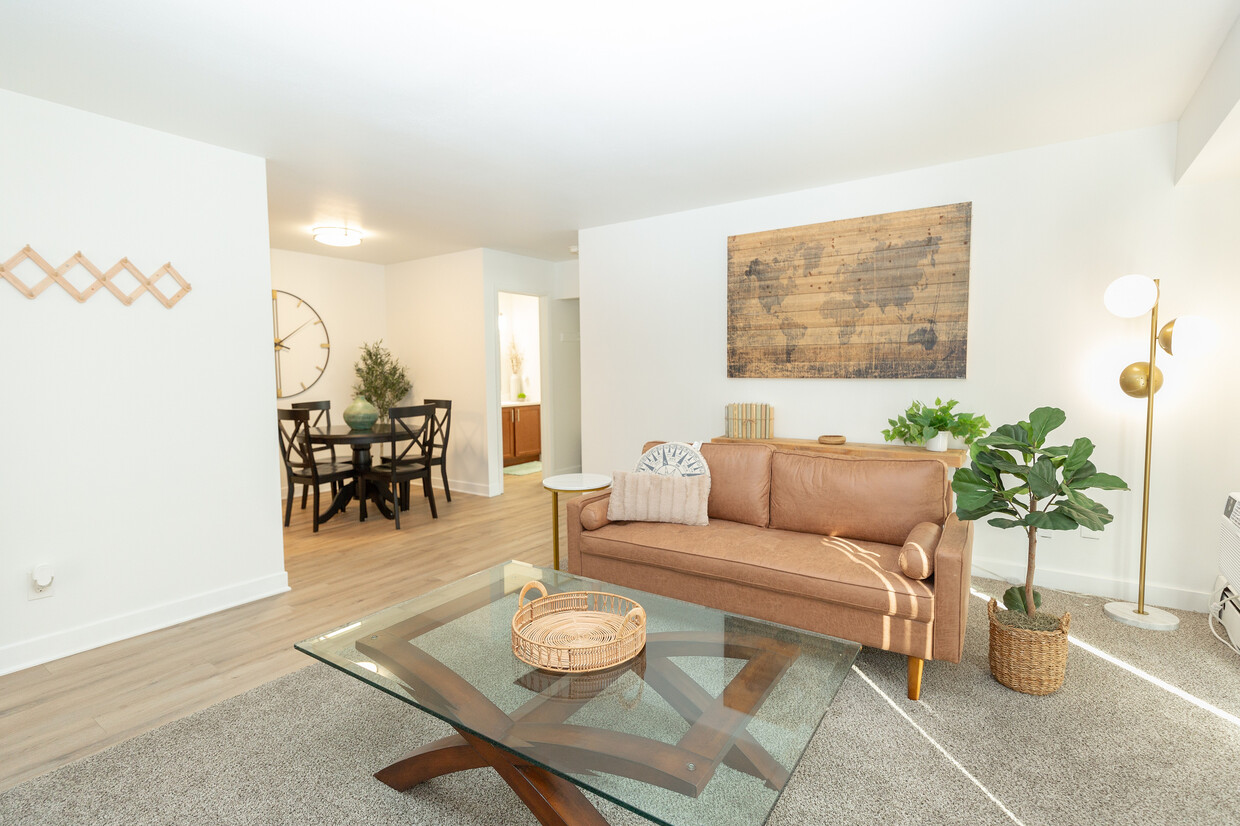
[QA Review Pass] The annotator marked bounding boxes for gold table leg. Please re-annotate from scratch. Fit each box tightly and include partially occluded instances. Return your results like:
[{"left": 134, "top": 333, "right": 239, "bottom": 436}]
[{"left": 551, "top": 490, "right": 560, "bottom": 571}]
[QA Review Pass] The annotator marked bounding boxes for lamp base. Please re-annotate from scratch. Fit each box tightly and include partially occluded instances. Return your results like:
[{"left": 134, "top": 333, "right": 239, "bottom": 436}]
[{"left": 1103, "top": 601, "right": 1180, "bottom": 631}]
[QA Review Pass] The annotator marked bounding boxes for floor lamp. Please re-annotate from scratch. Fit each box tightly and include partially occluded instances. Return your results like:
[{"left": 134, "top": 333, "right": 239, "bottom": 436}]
[{"left": 1101, "top": 275, "right": 1213, "bottom": 631}]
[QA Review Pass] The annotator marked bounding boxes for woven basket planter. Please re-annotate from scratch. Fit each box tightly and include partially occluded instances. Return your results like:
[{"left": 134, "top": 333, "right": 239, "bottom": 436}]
[
  {"left": 512, "top": 581, "right": 646, "bottom": 674},
  {"left": 987, "top": 598, "right": 1071, "bottom": 695}
]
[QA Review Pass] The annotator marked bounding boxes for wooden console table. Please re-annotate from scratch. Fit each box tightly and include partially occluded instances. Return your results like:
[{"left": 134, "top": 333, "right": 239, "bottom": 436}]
[{"left": 711, "top": 436, "right": 968, "bottom": 469}]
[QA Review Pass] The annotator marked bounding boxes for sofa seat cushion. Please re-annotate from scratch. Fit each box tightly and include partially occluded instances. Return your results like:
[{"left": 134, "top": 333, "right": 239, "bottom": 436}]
[{"left": 581, "top": 519, "right": 934, "bottom": 622}]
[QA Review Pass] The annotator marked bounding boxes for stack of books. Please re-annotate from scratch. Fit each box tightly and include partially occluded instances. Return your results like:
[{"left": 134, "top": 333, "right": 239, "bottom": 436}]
[{"left": 725, "top": 403, "right": 773, "bottom": 439}]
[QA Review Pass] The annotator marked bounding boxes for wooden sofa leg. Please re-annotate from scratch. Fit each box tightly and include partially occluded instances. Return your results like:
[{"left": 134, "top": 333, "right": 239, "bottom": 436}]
[{"left": 907, "top": 656, "right": 924, "bottom": 701}]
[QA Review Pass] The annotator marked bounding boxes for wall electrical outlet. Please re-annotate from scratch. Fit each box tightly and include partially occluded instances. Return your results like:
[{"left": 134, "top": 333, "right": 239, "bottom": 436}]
[{"left": 28, "top": 565, "right": 56, "bottom": 600}]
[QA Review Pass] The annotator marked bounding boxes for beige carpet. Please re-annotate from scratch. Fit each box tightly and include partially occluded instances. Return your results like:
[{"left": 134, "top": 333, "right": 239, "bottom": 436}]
[{"left": 2, "top": 578, "right": 1237, "bottom": 825}]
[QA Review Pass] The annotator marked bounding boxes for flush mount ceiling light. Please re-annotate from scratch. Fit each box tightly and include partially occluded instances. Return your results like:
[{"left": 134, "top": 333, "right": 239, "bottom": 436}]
[{"left": 312, "top": 226, "right": 364, "bottom": 247}]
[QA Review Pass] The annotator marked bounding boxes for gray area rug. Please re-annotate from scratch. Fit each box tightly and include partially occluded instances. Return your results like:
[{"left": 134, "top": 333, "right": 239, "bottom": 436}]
[{"left": 3, "top": 578, "right": 1239, "bottom": 826}]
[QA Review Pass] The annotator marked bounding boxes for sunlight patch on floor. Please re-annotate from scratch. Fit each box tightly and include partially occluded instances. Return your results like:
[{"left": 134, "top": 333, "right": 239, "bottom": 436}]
[
  {"left": 853, "top": 664, "right": 1027, "bottom": 826},
  {"left": 969, "top": 588, "right": 1240, "bottom": 730}
]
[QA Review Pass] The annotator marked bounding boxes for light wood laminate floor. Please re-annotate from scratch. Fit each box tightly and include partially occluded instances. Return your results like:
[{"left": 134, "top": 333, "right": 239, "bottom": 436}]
[{"left": 0, "top": 472, "right": 565, "bottom": 792}]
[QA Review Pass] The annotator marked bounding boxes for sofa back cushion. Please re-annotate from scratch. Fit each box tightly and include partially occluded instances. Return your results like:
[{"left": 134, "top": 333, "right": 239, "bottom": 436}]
[
  {"left": 768, "top": 450, "right": 949, "bottom": 545},
  {"left": 641, "top": 441, "right": 774, "bottom": 527},
  {"left": 699, "top": 442, "right": 774, "bottom": 527}
]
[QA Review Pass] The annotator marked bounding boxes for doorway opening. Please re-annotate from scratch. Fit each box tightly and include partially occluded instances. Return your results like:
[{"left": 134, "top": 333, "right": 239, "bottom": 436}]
[{"left": 498, "top": 292, "right": 542, "bottom": 481}]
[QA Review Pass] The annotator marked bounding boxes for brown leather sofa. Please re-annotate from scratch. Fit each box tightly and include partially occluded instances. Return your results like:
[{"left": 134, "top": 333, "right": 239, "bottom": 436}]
[{"left": 566, "top": 441, "right": 974, "bottom": 700}]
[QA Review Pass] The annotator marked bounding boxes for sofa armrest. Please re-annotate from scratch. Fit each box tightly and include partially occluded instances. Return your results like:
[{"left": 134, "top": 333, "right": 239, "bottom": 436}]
[
  {"left": 566, "top": 490, "right": 613, "bottom": 575},
  {"left": 931, "top": 513, "right": 974, "bottom": 664}
]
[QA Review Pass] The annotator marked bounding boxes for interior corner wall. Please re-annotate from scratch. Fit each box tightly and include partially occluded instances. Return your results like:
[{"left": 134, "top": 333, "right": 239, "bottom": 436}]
[
  {"left": 0, "top": 90, "right": 285, "bottom": 674},
  {"left": 384, "top": 249, "right": 490, "bottom": 496},
  {"left": 579, "top": 123, "right": 1240, "bottom": 612}
]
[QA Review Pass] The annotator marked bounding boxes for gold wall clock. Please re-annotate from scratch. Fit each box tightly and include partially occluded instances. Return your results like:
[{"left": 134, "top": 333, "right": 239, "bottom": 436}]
[{"left": 272, "top": 290, "right": 330, "bottom": 398}]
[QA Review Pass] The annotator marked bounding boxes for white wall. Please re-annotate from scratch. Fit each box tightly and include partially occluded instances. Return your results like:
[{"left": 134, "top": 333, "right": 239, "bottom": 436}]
[
  {"left": 580, "top": 123, "right": 1240, "bottom": 612},
  {"left": 0, "top": 90, "right": 285, "bottom": 674},
  {"left": 550, "top": 259, "right": 583, "bottom": 475},
  {"left": 270, "top": 249, "right": 387, "bottom": 414},
  {"left": 385, "top": 250, "right": 489, "bottom": 496},
  {"left": 549, "top": 295, "right": 583, "bottom": 476},
  {"left": 555, "top": 259, "right": 581, "bottom": 299}
]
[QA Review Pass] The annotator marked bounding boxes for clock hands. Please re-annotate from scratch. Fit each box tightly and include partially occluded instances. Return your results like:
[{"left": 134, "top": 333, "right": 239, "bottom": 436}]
[{"left": 274, "top": 319, "right": 312, "bottom": 351}]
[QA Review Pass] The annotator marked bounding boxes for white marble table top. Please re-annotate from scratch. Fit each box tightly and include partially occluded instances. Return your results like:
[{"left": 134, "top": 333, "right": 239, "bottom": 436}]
[{"left": 542, "top": 473, "right": 612, "bottom": 492}]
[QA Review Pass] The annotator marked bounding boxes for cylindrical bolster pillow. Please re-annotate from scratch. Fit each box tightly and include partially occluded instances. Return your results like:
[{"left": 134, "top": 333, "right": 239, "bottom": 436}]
[
  {"left": 899, "top": 521, "right": 943, "bottom": 580},
  {"left": 580, "top": 498, "right": 612, "bottom": 531}
]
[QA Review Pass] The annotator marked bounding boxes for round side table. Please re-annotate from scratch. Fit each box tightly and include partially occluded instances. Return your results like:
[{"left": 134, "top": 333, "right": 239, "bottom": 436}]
[{"left": 542, "top": 473, "right": 611, "bottom": 570}]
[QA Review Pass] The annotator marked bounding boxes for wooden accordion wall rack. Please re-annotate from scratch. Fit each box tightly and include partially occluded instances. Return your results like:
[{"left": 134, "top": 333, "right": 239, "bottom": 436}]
[{"left": 1, "top": 245, "right": 192, "bottom": 308}]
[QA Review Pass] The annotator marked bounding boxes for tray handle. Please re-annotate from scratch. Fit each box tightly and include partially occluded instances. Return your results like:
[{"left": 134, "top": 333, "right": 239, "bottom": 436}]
[
  {"left": 619, "top": 605, "right": 646, "bottom": 636},
  {"left": 518, "top": 580, "right": 548, "bottom": 608}
]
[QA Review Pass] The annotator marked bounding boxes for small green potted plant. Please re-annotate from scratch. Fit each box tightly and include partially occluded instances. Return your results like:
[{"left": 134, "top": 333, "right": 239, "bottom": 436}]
[
  {"left": 951, "top": 407, "right": 1128, "bottom": 695},
  {"left": 882, "top": 398, "right": 989, "bottom": 451},
  {"left": 352, "top": 340, "right": 412, "bottom": 422}
]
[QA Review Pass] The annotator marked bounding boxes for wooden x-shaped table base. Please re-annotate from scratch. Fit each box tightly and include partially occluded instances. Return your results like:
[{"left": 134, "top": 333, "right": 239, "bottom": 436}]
[{"left": 357, "top": 630, "right": 801, "bottom": 826}]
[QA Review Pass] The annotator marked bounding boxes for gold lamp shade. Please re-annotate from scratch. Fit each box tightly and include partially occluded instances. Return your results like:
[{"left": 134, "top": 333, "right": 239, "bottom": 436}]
[
  {"left": 1118, "top": 361, "right": 1163, "bottom": 398},
  {"left": 1157, "top": 320, "right": 1176, "bottom": 355}
]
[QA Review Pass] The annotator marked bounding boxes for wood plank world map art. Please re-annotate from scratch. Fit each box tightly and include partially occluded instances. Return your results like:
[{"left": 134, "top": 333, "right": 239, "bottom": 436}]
[{"left": 727, "top": 202, "right": 971, "bottom": 378}]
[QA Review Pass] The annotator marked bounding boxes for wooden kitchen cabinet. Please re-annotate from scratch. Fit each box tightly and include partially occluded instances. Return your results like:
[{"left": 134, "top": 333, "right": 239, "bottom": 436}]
[{"left": 502, "top": 404, "right": 540, "bottom": 467}]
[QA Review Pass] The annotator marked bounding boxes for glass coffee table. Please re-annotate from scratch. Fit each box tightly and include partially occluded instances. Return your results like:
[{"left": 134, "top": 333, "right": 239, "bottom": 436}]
[{"left": 296, "top": 561, "right": 859, "bottom": 826}]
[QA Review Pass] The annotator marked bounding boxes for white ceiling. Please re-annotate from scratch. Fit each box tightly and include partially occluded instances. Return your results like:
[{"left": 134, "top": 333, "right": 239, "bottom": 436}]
[{"left": 2, "top": 1, "right": 1238, "bottom": 264}]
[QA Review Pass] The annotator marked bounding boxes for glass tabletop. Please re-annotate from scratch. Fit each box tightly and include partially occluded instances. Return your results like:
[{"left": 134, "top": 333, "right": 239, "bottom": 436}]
[{"left": 296, "top": 561, "right": 859, "bottom": 826}]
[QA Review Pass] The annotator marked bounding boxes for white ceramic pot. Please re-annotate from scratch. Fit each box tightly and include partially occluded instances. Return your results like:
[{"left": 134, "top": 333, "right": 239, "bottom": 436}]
[{"left": 925, "top": 432, "right": 948, "bottom": 452}]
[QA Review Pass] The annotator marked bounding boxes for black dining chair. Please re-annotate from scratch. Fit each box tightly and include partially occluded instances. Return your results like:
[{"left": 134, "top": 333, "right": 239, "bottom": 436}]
[
  {"left": 424, "top": 398, "right": 453, "bottom": 502},
  {"left": 365, "top": 403, "right": 437, "bottom": 530},
  {"left": 278, "top": 408, "right": 354, "bottom": 533},
  {"left": 290, "top": 400, "right": 341, "bottom": 510}
]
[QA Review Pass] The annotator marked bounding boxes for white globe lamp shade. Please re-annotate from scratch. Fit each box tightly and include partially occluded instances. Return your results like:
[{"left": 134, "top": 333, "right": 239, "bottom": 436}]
[
  {"left": 1104, "top": 274, "right": 1158, "bottom": 318},
  {"left": 1164, "top": 315, "right": 1218, "bottom": 357}
]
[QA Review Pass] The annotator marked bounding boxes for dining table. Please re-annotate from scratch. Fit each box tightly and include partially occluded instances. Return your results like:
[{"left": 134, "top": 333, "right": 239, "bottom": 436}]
[{"left": 308, "top": 425, "right": 414, "bottom": 525}]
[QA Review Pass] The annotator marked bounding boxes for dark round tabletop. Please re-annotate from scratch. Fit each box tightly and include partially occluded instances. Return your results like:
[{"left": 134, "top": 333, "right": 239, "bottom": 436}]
[{"left": 308, "top": 425, "right": 414, "bottom": 445}]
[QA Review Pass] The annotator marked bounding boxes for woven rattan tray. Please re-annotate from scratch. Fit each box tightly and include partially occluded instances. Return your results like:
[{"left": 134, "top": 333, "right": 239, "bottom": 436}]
[{"left": 511, "top": 581, "right": 646, "bottom": 673}]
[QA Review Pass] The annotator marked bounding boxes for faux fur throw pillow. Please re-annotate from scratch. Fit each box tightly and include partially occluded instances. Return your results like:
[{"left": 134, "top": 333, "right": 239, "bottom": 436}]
[{"left": 607, "top": 471, "right": 711, "bottom": 526}]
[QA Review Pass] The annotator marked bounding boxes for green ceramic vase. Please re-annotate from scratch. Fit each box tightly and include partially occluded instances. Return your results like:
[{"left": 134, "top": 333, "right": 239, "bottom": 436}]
[{"left": 343, "top": 397, "right": 379, "bottom": 431}]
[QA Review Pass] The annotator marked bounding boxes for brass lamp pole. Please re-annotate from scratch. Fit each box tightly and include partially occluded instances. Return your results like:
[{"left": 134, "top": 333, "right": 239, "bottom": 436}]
[{"left": 1101, "top": 275, "right": 1204, "bottom": 631}]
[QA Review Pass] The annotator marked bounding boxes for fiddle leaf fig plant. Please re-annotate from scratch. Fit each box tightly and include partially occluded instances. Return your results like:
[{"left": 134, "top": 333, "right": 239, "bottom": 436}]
[
  {"left": 882, "top": 398, "right": 990, "bottom": 446},
  {"left": 353, "top": 340, "right": 412, "bottom": 421},
  {"left": 951, "top": 407, "right": 1129, "bottom": 617}
]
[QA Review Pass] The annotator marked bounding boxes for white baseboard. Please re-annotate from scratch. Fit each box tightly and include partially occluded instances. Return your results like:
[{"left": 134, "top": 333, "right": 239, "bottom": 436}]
[
  {"left": 431, "top": 477, "right": 491, "bottom": 497},
  {"left": 0, "top": 571, "right": 289, "bottom": 676},
  {"left": 971, "top": 555, "right": 1211, "bottom": 613}
]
